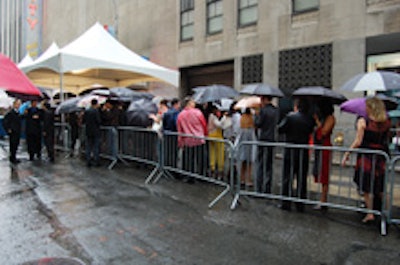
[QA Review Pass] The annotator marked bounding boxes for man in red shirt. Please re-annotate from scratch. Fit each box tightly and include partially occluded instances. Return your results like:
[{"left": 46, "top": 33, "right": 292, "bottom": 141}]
[{"left": 177, "top": 97, "right": 208, "bottom": 178}]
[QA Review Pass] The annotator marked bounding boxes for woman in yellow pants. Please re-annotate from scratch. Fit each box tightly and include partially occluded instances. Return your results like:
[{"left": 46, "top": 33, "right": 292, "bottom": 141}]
[{"left": 208, "top": 105, "right": 229, "bottom": 179}]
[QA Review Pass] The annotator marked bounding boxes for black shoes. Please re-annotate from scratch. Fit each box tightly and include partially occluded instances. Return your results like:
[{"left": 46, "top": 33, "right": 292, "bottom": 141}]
[{"left": 10, "top": 159, "right": 21, "bottom": 164}]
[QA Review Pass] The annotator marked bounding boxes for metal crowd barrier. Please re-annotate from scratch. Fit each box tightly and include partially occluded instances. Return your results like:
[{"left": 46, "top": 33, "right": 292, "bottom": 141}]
[
  {"left": 99, "top": 126, "right": 120, "bottom": 169},
  {"left": 118, "top": 126, "right": 160, "bottom": 181},
  {"left": 78, "top": 126, "right": 121, "bottom": 169},
  {"left": 389, "top": 128, "right": 400, "bottom": 156},
  {"left": 54, "top": 122, "right": 71, "bottom": 152},
  {"left": 388, "top": 156, "right": 400, "bottom": 227},
  {"left": 231, "top": 141, "right": 391, "bottom": 235},
  {"left": 160, "top": 131, "right": 233, "bottom": 208}
]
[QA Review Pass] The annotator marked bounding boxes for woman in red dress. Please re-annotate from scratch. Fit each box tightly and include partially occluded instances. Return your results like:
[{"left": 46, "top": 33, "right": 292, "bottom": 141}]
[
  {"left": 313, "top": 102, "right": 335, "bottom": 210},
  {"left": 342, "top": 97, "right": 391, "bottom": 223}
]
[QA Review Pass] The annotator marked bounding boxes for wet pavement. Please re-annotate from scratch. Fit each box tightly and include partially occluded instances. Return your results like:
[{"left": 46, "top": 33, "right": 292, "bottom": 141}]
[{"left": 0, "top": 147, "right": 399, "bottom": 265}]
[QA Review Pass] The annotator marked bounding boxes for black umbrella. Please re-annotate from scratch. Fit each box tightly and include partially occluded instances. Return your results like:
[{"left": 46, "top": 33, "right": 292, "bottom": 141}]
[
  {"left": 240, "top": 83, "right": 284, "bottom": 97},
  {"left": 376, "top": 93, "right": 398, "bottom": 110},
  {"left": 55, "top": 96, "right": 83, "bottom": 115},
  {"left": 125, "top": 98, "right": 158, "bottom": 127},
  {"left": 292, "top": 86, "right": 347, "bottom": 105},
  {"left": 109, "top": 87, "right": 154, "bottom": 102},
  {"left": 192, "top": 84, "right": 239, "bottom": 104}
]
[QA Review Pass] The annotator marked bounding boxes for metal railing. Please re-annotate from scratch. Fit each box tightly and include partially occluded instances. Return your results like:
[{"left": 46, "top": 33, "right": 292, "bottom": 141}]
[{"left": 231, "top": 141, "right": 391, "bottom": 235}]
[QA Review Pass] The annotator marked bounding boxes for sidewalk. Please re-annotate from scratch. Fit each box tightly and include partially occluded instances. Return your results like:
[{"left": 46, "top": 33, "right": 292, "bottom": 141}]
[{"left": 1, "top": 142, "right": 400, "bottom": 264}]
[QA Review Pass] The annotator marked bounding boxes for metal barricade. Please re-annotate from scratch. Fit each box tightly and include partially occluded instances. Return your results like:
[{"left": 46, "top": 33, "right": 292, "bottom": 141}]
[
  {"left": 99, "top": 126, "right": 119, "bottom": 169},
  {"left": 78, "top": 126, "right": 120, "bottom": 169},
  {"left": 231, "top": 141, "right": 391, "bottom": 235},
  {"left": 118, "top": 126, "right": 161, "bottom": 181},
  {"left": 388, "top": 156, "right": 400, "bottom": 227},
  {"left": 54, "top": 122, "right": 71, "bottom": 152},
  {"left": 389, "top": 128, "right": 400, "bottom": 156},
  {"left": 161, "top": 131, "right": 234, "bottom": 208}
]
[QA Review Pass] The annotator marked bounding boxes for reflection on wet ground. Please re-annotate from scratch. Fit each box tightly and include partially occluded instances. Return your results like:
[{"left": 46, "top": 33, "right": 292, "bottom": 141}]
[{"left": 0, "top": 146, "right": 400, "bottom": 264}]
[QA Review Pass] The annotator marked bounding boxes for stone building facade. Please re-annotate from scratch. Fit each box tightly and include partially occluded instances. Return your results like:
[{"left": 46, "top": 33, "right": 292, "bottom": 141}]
[{"left": 40, "top": 1, "right": 400, "bottom": 97}]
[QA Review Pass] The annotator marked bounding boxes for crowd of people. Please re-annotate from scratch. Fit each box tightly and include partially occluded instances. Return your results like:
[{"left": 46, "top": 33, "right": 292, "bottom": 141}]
[{"left": 2, "top": 94, "right": 392, "bottom": 223}]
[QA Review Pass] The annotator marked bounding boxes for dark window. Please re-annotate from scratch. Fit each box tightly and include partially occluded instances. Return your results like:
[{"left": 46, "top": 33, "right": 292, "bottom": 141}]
[
  {"left": 207, "top": 0, "right": 223, "bottom": 35},
  {"left": 292, "top": 0, "right": 319, "bottom": 14},
  {"left": 242, "top": 54, "right": 263, "bottom": 84},
  {"left": 180, "top": 0, "right": 194, "bottom": 41},
  {"left": 238, "top": 0, "right": 258, "bottom": 27},
  {"left": 279, "top": 44, "right": 332, "bottom": 96}
]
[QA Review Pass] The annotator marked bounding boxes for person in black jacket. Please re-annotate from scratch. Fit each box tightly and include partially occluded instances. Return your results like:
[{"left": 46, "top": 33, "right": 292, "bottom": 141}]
[
  {"left": 25, "top": 100, "right": 43, "bottom": 161},
  {"left": 42, "top": 102, "right": 55, "bottom": 162},
  {"left": 83, "top": 99, "right": 101, "bottom": 167},
  {"left": 254, "top": 96, "right": 279, "bottom": 193},
  {"left": 3, "top": 99, "right": 22, "bottom": 164},
  {"left": 278, "top": 98, "right": 315, "bottom": 212}
]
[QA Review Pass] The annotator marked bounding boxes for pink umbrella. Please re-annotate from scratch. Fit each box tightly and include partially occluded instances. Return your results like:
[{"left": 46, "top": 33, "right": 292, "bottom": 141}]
[
  {"left": 234, "top": 96, "right": 261, "bottom": 110},
  {"left": 0, "top": 53, "right": 42, "bottom": 97},
  {"left": 77, "top": 94, "right": 107, "bottom": 108},
  {"left": 340, "top": 95, "right": 398, "bottom": 117}
]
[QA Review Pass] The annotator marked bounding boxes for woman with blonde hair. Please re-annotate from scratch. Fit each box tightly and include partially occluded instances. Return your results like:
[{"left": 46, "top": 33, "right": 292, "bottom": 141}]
[{"left": 342, "top": 97, "right": 391, "bottom": 223}]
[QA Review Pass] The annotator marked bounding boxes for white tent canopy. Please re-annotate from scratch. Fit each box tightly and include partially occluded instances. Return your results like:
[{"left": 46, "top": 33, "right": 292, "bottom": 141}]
[{"left": 19, "top": 22, "right": 179, "bottom": 94}]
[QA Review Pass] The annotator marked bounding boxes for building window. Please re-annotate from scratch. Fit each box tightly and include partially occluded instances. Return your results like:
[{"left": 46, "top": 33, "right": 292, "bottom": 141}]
[
  {"left": 279, "top": 44, "right": 332, "bottom": 96},
  {"left": 292, "top": 0, "right": 319, "bottom": 14},
  {"left": 242, "top": 54, "right": 263, "bottom": 84},
  {"left": 238, "top": 0, "right": 258, "bottom": 27},
  {"left": 180, "top": 0, "right": 194, "bottom": 41},
  {"left": 207, "top": 0, "right": 223, "bottom": 35}
]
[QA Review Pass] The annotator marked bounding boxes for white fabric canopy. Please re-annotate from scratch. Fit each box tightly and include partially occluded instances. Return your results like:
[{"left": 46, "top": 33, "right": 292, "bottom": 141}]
[{"left": 19, "top": 22, "right": 179, "bottom": 94}]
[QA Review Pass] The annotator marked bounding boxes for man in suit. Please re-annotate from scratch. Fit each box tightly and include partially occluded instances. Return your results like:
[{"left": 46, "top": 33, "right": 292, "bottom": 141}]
[
  {"left": 278, "top": 98, "right": 315, "bottom": 212},
  {"left": 42, "top": 102, "right": 55, "bottom": 162},
  {"left": 3, "top": 99, "right": 22, "bottom": 164},
  {"left": 255, "top": 96, "right": 279, "bottom": 194},
  {"left": 83, "top": 99, "right": 101, "bottom": 167},
  {"left": 25, "top": 100, "right": 43, "bottom": 160}
]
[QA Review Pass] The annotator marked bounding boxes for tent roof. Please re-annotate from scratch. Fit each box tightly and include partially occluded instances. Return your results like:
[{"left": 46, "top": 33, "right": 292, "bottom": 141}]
[{"left": 19, "top": 22, "right": 179, "bottom": 93}]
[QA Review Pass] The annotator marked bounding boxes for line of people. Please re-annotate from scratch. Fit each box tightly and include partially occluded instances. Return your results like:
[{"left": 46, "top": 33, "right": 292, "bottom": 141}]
[
  {"left": 3, "top": 99, "right": 55, "bottom": 163},
  {"left": 4, "top": 94, "right": 390, "bottom": 223},
  {"left": 157, "top": 95, "right": 391, "bottom": 223}
]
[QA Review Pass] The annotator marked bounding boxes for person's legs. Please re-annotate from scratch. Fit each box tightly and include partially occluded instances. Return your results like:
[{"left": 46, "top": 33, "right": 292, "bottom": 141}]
[
  {"left": 9, "top": 134, "right": 19, "bottom": 162},
  {"left": 26, "top": 134, "right": 34, "bottom": 160},
  {"left": 93, "top": 135, "right": 100, "bottom": 166},
  {"left": 363, "top": 192, "right": 375, "bottom": 222},
  {"left": 85, "top": 136, "right": 93, "bottom": 166},
  {"left": 265, "top": 146, "right": 273, "bottom": 193},
  {"left": 256, "top": 146, "right": 265, "bottom": 193},
  {"left": 209, "top": 141, "right": 216, "bottom": 176},
  {"left": 216, "top": 141, "right": 225, "bottom": 178}
]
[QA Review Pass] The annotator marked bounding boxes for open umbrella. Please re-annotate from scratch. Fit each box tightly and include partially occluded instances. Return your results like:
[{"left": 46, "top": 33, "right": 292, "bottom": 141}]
[
  {"left": 292, "top": 86, "right": 347, "bottom": 104},
  {"left": 0, "top": 53, "right": 42, "bottom": 98},
  {"left": 0, "top": 90, "right": 14, "bottom": 109},
  {"left": 214, "top": 98, "right": 234, "bottom": 111},
  {"left": 192, "top": 84, "right": 239, "bottom": 104},
  {"left": 55, "top": 97, "right": 83, "bottom": 115},
  {"left": 109, "top": 87, "right": 154, "bottom": 102},
  {"left": 240, "top": 83, "right": 284, "bottom": 97},
  {"left": 340, "top": 70, "right": 400, "bottom": 93},
  {"left": 126, "top": 98, "right": 158, "bottom": 127},
  {"left": 234, "top": 96, "right": 261, "bottom": 110},
  {"left": 340, "top": 96, "right": 398, "bottom": 117},
  {"left": 77, "top": 94, "right": 107, "bottom": 108}
]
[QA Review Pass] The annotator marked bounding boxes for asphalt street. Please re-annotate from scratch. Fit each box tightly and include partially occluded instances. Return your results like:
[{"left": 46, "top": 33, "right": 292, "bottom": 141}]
[{"left": 0, "top": 147, "right": 399, "bottom": 265}]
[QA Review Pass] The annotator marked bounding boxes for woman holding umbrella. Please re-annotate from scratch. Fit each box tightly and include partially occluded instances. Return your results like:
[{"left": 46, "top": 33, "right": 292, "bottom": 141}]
[
  {"left": 341, "top": 97, "right": 391, "bottom": 223},
  {"left": 312, "top": 100, "right": 336, "bottom": 211}
]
